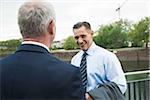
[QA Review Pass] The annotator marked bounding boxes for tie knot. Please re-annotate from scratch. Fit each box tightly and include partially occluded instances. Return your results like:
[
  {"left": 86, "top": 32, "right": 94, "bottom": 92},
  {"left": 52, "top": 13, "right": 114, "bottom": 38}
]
[{"left": 82, "top": 52, "right": 88, "bottom": 57}]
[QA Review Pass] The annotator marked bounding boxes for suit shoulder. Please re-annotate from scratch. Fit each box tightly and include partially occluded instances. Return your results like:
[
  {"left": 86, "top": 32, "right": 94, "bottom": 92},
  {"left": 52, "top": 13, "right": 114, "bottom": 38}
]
[
  {"left": 47, "top": 53, "right": 79, "bottom": 70},
  {"left": 0, "top": 54, "right": 14, "bottom": 64},
  {"left": 71, "top": 51, "right": 82, "bottom": 61}
]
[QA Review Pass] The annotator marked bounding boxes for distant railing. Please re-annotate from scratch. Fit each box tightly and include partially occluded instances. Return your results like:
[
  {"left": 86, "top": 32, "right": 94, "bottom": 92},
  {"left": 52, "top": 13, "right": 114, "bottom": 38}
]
[{"left": 125, "top": 70, "right": 150, "bottom": 100}]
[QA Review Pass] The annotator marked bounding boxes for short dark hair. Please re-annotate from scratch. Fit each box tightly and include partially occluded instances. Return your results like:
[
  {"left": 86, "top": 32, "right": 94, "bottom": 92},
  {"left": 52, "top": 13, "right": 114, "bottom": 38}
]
[{"left": 73, "top": 21, "right": 91, "bottom": 30}]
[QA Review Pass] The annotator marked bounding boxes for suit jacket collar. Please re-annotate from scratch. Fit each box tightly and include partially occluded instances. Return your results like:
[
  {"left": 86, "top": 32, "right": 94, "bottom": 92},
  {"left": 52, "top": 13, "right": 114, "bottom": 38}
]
[
  {"left": 22, "top": 41, "right": 50, "bottom": 52},
  {"left": 16, "top": 44, "right": 49, "bottom": 53}
]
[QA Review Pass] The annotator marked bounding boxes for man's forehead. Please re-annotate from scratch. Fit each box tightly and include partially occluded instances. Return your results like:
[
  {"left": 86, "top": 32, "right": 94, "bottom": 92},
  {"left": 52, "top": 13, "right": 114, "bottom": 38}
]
[
  {"left": 74, "top": 26, "right": 88, "bottom": 33},
  {"left": 74, "top": 31, "right": 88, "bottom": 37}
]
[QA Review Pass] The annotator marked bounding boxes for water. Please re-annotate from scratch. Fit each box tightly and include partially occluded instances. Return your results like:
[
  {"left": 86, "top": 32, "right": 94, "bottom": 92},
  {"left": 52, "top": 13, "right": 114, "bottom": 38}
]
[
  {"left": 0, "top": 57, "right": 149, "bottom": 72},
  {"left": 121, "top": 61, "right": 149, "bottom": 72}
]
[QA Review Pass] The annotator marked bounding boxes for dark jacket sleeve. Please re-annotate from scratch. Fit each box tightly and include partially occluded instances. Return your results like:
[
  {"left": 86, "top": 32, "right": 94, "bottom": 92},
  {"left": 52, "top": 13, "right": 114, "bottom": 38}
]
[{"left": 69, "top": 66, "right": 85, "bottom": 100}]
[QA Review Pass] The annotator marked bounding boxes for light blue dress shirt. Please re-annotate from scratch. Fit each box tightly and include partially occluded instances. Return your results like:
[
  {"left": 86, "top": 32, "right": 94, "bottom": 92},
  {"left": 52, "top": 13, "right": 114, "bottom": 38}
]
[{"left": 71, "top": 42, "right": 127, "bottom": 94}]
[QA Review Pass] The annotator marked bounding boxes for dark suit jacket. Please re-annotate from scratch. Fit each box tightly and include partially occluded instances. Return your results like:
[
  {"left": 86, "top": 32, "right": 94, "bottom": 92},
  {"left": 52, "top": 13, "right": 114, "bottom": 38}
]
[{"left": 0, "top": 44, "right": 85, "bottom": 100}]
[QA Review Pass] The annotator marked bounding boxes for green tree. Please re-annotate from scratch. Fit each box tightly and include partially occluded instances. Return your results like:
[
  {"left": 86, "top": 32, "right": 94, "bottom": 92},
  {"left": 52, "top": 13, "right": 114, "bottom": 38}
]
[
  {"left": 0, "top": 39, "right": 21, "bottom": 50},
  {"left": 94, "top": 20, "right": 129, "bottom": 49},
  {"left": 0, "top": 39, "right": 21, "bottom": 56},
  {"left": 129, "top": 17, "right": 150, "bottom": 47},
  {"left": 63, "top": 36, "right": 78, "bottom": 50}
]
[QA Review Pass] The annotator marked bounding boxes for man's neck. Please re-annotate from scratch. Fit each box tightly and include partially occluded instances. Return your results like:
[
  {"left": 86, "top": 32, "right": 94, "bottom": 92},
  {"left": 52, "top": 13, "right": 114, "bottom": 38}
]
[
  {"left": 22, "top": 40, "right": 50, "bottom": 52},
  {"left": 23, "top": 37, "right": 50, "bottom": 48}
]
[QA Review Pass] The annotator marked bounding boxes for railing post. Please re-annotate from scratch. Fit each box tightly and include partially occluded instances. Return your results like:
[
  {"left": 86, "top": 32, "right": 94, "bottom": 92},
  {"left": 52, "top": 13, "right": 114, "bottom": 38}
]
[{"left": 125, "top": 70, "right": 150, "bottom": 100}]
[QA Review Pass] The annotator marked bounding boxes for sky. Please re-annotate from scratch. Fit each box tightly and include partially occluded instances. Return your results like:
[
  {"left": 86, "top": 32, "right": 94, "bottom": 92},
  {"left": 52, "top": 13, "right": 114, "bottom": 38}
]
[{"left": 0, "top": 0, "right": 149, "bottom": 41}]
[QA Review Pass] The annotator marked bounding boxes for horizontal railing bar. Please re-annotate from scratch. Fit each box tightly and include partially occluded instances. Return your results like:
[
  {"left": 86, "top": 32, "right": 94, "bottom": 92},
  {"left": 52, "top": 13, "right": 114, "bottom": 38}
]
[
  {"left": 125, "top": 70, "right": 150, "bottom": 76},
  {"left": 127, "top": 78, "right": 150, "bottom": 83}
]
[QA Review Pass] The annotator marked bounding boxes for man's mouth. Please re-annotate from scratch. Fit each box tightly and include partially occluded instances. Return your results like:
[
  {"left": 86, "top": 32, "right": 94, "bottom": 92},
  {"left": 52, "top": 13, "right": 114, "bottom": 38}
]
[{"left": 80, "top": 44, "right": 85, "bottom": 48}]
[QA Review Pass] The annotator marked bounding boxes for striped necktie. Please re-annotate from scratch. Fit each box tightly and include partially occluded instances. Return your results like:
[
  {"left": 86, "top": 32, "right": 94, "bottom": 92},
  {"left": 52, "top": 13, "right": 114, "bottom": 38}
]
[{"left": 80, "top": 52, "right": 88, "bottom": 90}]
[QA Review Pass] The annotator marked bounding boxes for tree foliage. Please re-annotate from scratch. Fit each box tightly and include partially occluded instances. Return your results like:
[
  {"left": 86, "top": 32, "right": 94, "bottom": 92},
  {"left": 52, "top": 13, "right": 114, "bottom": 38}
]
[
  {"left": 129, "top": 17, "right": 150, "bottom": 47},
  {"left": 0, "top": 39, "right": 21, "bottom": 50},
  {"left": 0, "top": 39, "right": 21, "bottom": 56},
  {"left": 63, "top": 36, "right": 78, "bottom": 50},
  {"left": 94, "top": 20, "right": 129, "bottom": 49}
]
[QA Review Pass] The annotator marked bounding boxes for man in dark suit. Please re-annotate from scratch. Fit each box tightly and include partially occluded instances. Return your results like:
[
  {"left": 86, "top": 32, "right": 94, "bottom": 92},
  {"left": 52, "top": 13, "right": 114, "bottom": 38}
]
[{"left": 0, "top": 1, "right": 85, "bottom": 100}]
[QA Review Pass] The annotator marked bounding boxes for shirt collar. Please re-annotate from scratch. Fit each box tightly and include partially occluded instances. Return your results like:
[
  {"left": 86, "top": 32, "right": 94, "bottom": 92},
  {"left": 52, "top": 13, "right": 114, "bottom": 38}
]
[{"left": 22, "top": 41, "right": 50, "bottom": 52}]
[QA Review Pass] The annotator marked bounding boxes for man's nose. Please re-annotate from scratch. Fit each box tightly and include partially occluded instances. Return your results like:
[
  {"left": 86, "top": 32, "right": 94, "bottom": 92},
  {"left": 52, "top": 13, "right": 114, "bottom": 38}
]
[{"left": 77, "top": 37, "right": 83, "bottom": 44}]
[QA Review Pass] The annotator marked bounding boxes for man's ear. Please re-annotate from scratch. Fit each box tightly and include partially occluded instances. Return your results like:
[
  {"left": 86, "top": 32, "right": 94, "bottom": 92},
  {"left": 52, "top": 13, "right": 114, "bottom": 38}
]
[
  {"left": 47, "top": 20, "right": 54, "bottom": 35},
  {"left": 87, "top": 29, "right": 94, "bottom": 35},
  {"left": 91, "top": 31, "right": 94, "bottom": 35}
]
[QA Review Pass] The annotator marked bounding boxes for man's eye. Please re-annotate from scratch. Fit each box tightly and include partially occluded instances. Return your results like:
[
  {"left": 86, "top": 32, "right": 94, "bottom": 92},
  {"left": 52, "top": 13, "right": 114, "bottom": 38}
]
[
  {"left": 81, "top": 35, "right": 86, "bottom": 38},
  {"left": 75, "top": 36, "right": 79, "bottom": 40}
]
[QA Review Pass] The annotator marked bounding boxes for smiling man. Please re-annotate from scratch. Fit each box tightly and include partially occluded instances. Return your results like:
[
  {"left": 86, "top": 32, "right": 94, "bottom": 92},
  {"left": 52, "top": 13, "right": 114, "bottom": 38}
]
[{"left": 71, "top": 21, "right": 127, "bottom": 100}]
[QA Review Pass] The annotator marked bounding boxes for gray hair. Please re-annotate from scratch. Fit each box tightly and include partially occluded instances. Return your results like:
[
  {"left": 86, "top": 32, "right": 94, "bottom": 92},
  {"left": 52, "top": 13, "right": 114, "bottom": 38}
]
[{"left": 18, "top": 2, "right": 55, "bottom": 38}]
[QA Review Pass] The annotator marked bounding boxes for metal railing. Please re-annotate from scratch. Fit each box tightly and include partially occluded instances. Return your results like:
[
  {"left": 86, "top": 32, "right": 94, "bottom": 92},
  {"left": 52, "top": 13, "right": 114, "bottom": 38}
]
[{"left": 125, "top": 70, "right": 150, "bottom": 100}]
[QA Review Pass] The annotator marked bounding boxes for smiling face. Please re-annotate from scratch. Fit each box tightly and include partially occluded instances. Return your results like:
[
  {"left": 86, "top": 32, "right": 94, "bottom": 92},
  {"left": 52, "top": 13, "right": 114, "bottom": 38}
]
[{"left": 73, "top": 26, "right": 93, "bottom": 51}]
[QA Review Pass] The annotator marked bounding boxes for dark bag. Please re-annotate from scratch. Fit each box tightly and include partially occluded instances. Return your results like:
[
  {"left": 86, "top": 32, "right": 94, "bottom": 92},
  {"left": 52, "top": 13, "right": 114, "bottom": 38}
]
[{"left": 88, "top": 82, "right": 126, "bottom": 100}]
